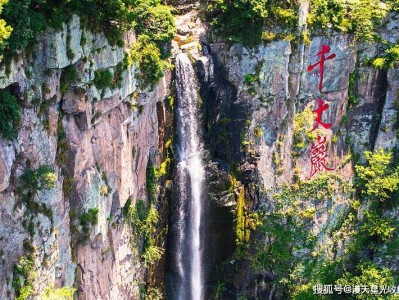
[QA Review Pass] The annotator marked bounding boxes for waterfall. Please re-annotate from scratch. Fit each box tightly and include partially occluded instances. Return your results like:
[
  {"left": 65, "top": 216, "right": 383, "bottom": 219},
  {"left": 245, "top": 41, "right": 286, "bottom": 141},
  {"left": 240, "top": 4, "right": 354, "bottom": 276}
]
[{"left": 172, "top": 53, "right": 204, "bottom": 300}]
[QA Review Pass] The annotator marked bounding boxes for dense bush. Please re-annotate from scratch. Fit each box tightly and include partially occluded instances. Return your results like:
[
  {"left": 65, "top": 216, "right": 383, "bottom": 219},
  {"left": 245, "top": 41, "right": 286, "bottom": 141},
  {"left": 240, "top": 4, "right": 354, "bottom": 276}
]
[
  {"left": 206, "top": 0, "right": 299, "bottom": 45},
  {"left": 308, "top": 0, "right": 390, "bottom": 41},
  {"left": 0, "top": 0, "right": 175, "bottom": 56},
  {"left": 93, "top": 69, "right": 114, "bottom": 90},
  {"left": 20, "top": 165, "right": 57, "bottom": 192},
  {"left": 129, "top": 35, "right": 168, "bottom": 88},
  {"left": 355, "top": 148, "right": 399, "bottom": 200},
  {"left": 131, "top": 0, "right": 175, "bottom": 45},
  {"left": 0, "top": 89, "right": 20, "bottom": 140},
  {"left": 206, "top": 0, "right": 399, "bottom": 47}
]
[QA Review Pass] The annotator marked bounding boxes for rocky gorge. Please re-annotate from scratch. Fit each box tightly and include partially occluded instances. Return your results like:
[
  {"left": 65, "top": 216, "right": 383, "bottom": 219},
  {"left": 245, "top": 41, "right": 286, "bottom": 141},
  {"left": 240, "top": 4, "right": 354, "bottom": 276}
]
[{"left": 0, "top": 0, "right": 399, "bottom": 299}]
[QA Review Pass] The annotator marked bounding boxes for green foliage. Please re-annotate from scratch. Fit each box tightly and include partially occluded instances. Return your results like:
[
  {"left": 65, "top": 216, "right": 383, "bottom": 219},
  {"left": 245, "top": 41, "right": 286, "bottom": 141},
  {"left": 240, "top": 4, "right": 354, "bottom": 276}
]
[
  {"left": 39, "top": 285, "right": 76, "bottom": 300},
  {"left": 60, "top": 65, "right": 79, "bottom": 94},
  {"left": 336, "top": 261, "right": 396, "bottom": 300},
  {"left": 127, "top": 200, "right": 164, "bottom": 266},
  {"left": 146, "top": 164, "right": 160, "bottom": 204},
  {"left": 80, "top": 208, "right": 99, "bottom": 227},
  {"left": 0, "top": 0, "right": 175, "bottom": 64},
  {"left": 348, "top": 70, "right": 359, "bottom": 106},
  {"left": 0, "top": 89, "right": 20, "bottom": 140},
  {"left": 12, "top": 255, "right": 35, "bottom": 300},
  {"left": 2, "top": 0, "right": 46, "bottom": 54},
  {"left": 93, "top": 69, "right": 114, "bottom": 90},
  {"left": 373, "top": 42, "right": 399, "bottom": 69},
  {"left": 131, "top": 0, "right": 175, "bottom": 46},
  {"left": 141, "top": 287, "right": 163, "bottom": 300},
  {"left": 292, "top": 108, "right": 317, "bottom": 150},
  {"left": 0, "top": 0, "right": 11, "bottom": 55},
  {"left": 360, "top": 210, "right": 395, "bottom": 242},
  {"left": 206, "top": 0, "right": 299, "bottom": 45},
  {"left": 308, "top": 0, "right": 390, "bottom": 41},
  {"left": 129, "top": 34, "right": 168, "bottom": 88},
  {"left": 355, "top": 148, "right": 399, "bottom": 200},
  {"left": 244, "top": 73, "right": 258, "bottom": 86},
  {"left": 20, "top": 165, "right": 56, "bottom": 192}
]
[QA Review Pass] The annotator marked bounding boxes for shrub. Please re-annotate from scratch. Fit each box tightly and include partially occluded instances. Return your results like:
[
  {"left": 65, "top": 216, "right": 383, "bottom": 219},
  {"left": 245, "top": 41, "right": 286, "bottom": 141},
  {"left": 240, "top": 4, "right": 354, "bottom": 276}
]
[
  {"left": 0, "top": 0, "right": 12, "bottom": 54},
  {"left": 127, "top": 200, "right": 164, "bottom": 266},
  {"left": 12, "top": 255, "right": 35, "bottom": 300},
  {"left": 80, "top": 208, "right": 99, "bottom": 227},
  {"left": 129, "top": 35, "right": 168, "bottom": 88},
  {"left": 206, "top": 0, "right": 299, "bottom": 45},
  {"left": 308, "top": 0, "right": 390, "bottom": 41},
  {"left": 131, "top": 0, "right": 175, "bottom": 45},
  {"left": 60, "top": 66, "right": 79, "bottom": 94},
  {"left": 93, "top": 69, "right": 114, "bottom": 90},
  {"left": 20, "top": 165, "right": 56, "bottom": 191},
  {"left": 39, "top": 285, "right": 76, "bottom": 300},
  {"left": 355, "top": 148, "right": 399, "bottom": 200},
  {"left": 336, "top": 261, "right": 395, "bottom": 300},
  {"left": 0, "top": 89, "right": 20, "bottom": 140}
]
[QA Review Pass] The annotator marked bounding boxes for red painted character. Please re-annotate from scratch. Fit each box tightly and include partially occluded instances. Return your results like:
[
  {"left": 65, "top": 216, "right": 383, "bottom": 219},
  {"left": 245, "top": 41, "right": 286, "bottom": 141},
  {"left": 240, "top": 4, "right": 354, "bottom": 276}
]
[
  {"left": 309, "top": 136, "right": 334, "bottom": 178},
  {"left": 312, "top": 99, "right": 332, "bottom": 131},
  {"left": 307, "top": 44, "right": 336, "bottom": 92}
]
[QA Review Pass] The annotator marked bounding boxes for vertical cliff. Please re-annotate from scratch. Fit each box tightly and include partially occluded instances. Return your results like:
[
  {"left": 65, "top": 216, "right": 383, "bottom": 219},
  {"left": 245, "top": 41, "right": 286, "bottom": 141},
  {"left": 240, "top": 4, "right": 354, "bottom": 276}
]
[{"left": 0, "top": 15, "right": 173, "bottom": 299}]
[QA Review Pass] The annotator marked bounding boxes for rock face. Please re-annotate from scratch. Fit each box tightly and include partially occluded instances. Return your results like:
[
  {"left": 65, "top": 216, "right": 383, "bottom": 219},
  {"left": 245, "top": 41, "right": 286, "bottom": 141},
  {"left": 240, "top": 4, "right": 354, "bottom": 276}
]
[
  {"left": 196, "top": 10, "right": 399, "bottom": 299},
  {"left": 0, "top": 15, "right": 172, "bottom": 300}
]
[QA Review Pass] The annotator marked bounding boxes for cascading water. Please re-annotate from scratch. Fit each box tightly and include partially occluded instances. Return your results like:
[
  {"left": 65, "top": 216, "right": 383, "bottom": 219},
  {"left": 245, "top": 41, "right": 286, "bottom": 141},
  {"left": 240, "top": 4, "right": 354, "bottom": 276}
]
[{"left": 169, "top": 52, "right": 205, "bottom": 300}]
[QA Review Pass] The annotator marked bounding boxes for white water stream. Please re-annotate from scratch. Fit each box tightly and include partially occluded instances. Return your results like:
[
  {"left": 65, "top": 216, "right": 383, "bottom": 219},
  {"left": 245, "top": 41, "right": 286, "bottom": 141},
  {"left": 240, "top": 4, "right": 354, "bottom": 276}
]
[{"left": 174, "top": 53, "right": 204, "bottom": 300}]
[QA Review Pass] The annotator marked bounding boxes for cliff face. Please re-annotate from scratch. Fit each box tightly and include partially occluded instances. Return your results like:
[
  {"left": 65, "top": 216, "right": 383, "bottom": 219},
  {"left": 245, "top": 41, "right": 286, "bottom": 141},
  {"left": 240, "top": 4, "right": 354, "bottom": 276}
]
[
  {"left": 197, "top": 6, "right": 399, "bottom": 298},
  {"left": 0, "top": 15, "right": 172, "bottom": 299},
  {"left": 0, "top": 2, "right": 398, "bottom": 300}
]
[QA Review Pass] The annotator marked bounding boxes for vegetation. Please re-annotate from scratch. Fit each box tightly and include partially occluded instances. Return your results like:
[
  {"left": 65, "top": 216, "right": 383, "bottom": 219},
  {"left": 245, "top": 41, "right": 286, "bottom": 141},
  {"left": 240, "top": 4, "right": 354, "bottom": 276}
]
[
  {"left": 80, "top": 208, "right": 99, "bottom": 228},
  {"left": 93, "top": 69, "right": 114, "bottom": 90},
  {"left": 146, "top": 164, "right": 160, "bottom": 204},
  {"left": 0, "top": 88, "right": 20, "bottom": 140},
  {"left": 126, "top": 200, "right": 164, "bottom": 266},
  {"left": 60, "top": 65, "right": 79, "bottom": 94},
  {"left": 206, "top": 0, "right": 299, "bottom": 45},
  {"left": 308, "top": 0, "right": 390, "bottom": 41},
  {"left": 129, "top": 35, "right": 168, "bottom": 88},
  {"left": 252, "top": 148, "right": 399, "bottom": 299},
  {"left": 355, "top": 148, "right": 399, "bottom": 201},
  {"left": 292, "top": 107, "right": 317, "bottom": 151},
  {"left": 39, "top": 285, "right": 76, "bottom": 300},
  {"left": 20, "top": 165, "right": 56, "bottom": 192},
  {"left": 12, "top": 255, "right": 35, "bottom": 300}
]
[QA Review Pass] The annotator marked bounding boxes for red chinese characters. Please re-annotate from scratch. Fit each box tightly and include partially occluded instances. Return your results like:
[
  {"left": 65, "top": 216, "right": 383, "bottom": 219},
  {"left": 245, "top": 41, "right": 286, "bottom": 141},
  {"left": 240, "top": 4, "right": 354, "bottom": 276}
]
[
  {"left": 312, "top": 99, "right": 332, "bottom": 131},
  {"left": 307, "top": 44, "right": 336, "bottom": 92},
  {"left": 309, "top": 136, "right": 334, "bottom": 178},
  {"left": 306, "top": 44, "right": 336, "bottom": 178}
]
